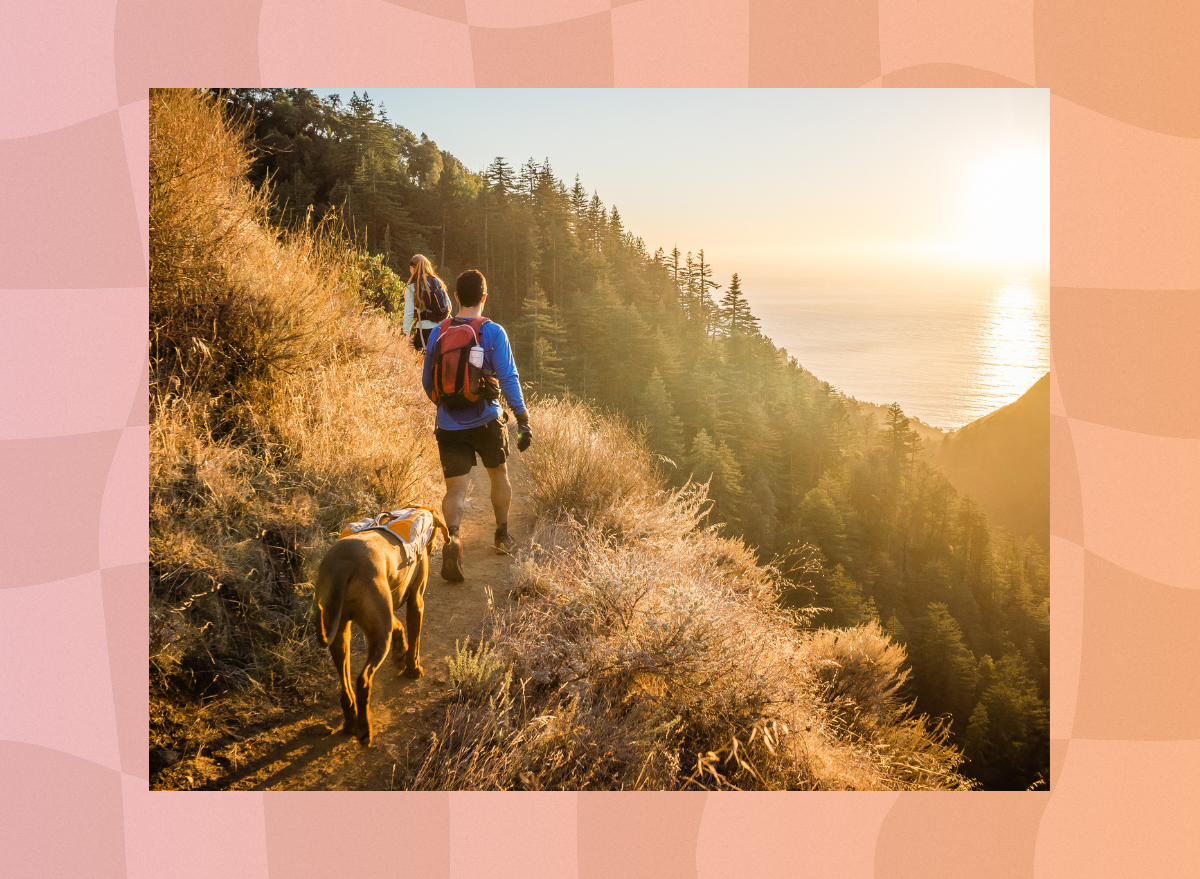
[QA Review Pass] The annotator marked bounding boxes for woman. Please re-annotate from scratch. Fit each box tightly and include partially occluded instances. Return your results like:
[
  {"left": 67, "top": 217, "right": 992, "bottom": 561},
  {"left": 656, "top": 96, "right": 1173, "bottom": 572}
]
[{"left": 404, "top": 254, "right": 451, "bottom": 351}]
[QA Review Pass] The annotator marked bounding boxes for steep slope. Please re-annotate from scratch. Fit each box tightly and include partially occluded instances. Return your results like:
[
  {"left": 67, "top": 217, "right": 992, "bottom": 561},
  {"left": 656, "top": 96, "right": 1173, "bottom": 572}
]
[{"left": 936, "top": 373, "right": 1049, "bottom": 548}]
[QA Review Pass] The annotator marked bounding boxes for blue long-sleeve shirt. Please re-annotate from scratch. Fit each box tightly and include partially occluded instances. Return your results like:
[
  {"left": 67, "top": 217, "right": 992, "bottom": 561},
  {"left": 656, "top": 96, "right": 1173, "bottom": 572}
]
[{"left": 422, "top": 318, "right": 527, "bottom": 430}]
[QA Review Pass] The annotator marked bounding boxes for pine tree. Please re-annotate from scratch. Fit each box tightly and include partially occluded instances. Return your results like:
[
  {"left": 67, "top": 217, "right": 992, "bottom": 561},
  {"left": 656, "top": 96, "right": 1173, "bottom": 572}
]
[
  {"left": 569, "top": 175, "right": 588, "bottom": 236},
  {"left": 742, "top": 473, "right": 778, "bottom": 555},
  {"left": 719, "top": 272, "right": 760, "bottom": 336},
  {"left": 687, "top": 429, "right": 744, "bottom": 528},
  {"left": 340, "top": 91, "right": 425, "bottom": 255},
  {"left": 885, "top": 612, "right": 908, "bottom": 644},
  {"left": 608, "top": 205, "right": 625, "bottom": 246},
  {"left": 682, "top": 252, "right": 698, "bottom": 322},
  {"left": 956, "top": 495, "right": 992, "bottom": 591},
  {"left": 963, "top": 653, "right": 1049, "bottom": 789},
  {"left": 586, "top": 192, "right": 605, "bottom": 250},
  {"left": 695, "top": 249, "right": 722, "bottom": 337},
  {"left": 486, "top": 157, "right": 515, "bottom": 200},
  {"left": 514, "top": 287, "right": 566, "bottom": 395},
  {"left": 818, "top": 564, "right": 875, "bottom": 627},
  {"left": 796, "top": 485, "right": 849, "bottom": 566},
  {"left": 668, "top": 246, "right": 682, "bottom": 287},
  {"left": 885, "top": 402, "right": 911, "bottom": 463},
  {"left": 537, "top": 158, "right": 556, "bottom": 201},
  {"left": 907, "top": 602, "right": 979, "bottom": 731},
  {"left": 348, "top": 146, "right": 414, "bottom": 255},
  {"left": 518, "top": 157, "right": 539, "bottom": 201},
  {"left": 638, "top": 368, "right": 684, "bottom": 464}
]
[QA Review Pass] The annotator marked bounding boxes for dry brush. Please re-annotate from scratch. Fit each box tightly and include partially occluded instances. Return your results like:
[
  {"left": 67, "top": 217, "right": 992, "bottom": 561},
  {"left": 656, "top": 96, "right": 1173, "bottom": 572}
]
[
  {"left": 149, "top": 89, "right": 440, "bottom": 777},
  {"left": 413, "top": 399, "right": 970, "bottom": 790}
]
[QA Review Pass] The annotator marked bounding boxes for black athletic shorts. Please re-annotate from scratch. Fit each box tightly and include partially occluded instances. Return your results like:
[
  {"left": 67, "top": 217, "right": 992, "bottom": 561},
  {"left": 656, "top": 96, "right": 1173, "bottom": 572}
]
[{"left": 435, "top": 418, "right": 509, "bottom": 478}]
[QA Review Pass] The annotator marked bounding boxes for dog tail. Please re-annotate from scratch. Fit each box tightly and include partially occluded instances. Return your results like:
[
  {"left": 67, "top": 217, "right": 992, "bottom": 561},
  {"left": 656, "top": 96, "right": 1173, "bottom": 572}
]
[
  {"left": 315, "top": 555, "right": 351, "bottom": 647},
  {"left": 422, "top": 506, "right": 451, "bottom": 547}
]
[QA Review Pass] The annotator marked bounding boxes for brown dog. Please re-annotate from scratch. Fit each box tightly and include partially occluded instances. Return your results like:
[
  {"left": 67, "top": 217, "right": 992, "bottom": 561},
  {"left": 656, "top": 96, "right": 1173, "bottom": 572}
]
[{"left": 314, "top": 507, "right": 449, "bottom": 745}]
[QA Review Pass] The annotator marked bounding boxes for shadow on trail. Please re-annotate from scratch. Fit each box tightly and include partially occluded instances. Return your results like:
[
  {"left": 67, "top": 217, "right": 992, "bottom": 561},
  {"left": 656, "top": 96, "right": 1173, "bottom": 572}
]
[
  {"left": 197, "top": 719, "right": 348, "bottom": 791},
  {"left": 245, "top": 725, "right": 352, "bottom": 791}
]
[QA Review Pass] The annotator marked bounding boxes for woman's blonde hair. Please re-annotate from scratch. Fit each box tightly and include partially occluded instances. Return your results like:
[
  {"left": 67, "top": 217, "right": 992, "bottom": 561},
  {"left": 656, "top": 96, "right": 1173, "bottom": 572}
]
[{"left": 409, "top": 254, "right": 445, "bottom": 313}]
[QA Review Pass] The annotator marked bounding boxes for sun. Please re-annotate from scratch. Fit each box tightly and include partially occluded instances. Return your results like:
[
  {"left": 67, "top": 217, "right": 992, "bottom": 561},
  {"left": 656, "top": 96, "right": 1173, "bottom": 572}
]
[{"left": 954, "top": 148, "right": 1050, "bottom": 271}]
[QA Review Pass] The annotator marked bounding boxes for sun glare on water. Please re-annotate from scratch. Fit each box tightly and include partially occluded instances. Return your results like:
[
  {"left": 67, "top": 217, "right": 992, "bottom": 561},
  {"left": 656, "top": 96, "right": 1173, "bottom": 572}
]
[{"left": 972, "top": 279, "right": 1049, "bottom": 413}]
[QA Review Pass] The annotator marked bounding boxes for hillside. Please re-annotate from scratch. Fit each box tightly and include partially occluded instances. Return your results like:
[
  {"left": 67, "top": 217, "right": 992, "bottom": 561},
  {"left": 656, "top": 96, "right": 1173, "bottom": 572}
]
[
  {"left": 149, "top": 89, "right": 973, "bottom": 791},
  {"left": 207, "top": 88, "right": 1047, "bottom": 791},
  {"left": 936, "top": 374, "right": 1050, "bottom": 549}
]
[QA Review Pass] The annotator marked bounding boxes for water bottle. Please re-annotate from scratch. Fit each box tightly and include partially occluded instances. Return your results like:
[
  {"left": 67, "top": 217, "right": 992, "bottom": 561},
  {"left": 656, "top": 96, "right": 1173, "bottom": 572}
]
[{"left": 468, "top": 346, "right": 484, "bottom": 369}]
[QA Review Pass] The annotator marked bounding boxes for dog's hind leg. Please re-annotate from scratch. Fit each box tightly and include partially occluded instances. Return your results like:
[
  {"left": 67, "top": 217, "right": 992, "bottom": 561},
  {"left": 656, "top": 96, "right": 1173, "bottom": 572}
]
[
  {"left": 401, "top": 556, "right": 428, "bottom": 679},
  {"left": 354, "top": 589, "right": 393, "bottom": 745},
  {"left": 329, "top": 622, "right": 355, "bottom": 735},
  {"left": 390, "top": 616, "right": 408, "bottom": 672}
]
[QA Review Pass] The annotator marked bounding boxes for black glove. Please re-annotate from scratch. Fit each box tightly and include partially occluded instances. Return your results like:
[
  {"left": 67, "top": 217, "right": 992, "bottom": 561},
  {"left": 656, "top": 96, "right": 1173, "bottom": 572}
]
[{"left": 515, "top": 413, "right": 533, "bottom": 452}]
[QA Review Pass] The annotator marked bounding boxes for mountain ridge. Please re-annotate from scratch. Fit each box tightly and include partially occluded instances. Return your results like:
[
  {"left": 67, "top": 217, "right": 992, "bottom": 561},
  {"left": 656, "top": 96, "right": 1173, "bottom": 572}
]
[{"left": 936, "top": 373, "right": 1050, "bottom": 548}]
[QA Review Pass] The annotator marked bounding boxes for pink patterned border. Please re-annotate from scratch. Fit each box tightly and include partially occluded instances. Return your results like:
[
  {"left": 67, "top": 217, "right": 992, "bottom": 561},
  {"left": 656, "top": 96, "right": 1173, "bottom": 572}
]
[{"left": 2, "top": 1, "right": 1197, "bottom": 876}]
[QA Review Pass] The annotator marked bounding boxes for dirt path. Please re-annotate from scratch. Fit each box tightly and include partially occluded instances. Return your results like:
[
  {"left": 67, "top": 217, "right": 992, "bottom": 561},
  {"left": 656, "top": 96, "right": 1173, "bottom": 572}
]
[{"left": 196, "top": 465, "right": 529, "bottom": 791}]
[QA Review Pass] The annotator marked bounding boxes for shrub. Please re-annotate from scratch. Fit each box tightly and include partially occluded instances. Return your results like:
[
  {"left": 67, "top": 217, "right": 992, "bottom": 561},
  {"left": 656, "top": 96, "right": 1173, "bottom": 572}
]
[
  {"left": 447, "top": 639, "right": 509, "bottom": 703},
  {"left": 514, "top": 396, "right": 707, "bottom": 543},
  {"left": 807, "top": 621, "right": 908, "bottom": 732}
]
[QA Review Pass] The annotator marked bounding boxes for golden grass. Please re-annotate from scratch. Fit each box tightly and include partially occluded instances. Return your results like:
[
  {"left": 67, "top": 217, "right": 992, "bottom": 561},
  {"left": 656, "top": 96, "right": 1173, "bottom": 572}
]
[
  {"left": 516, "top": 396, "right": 708, "bottom": 543},
  {"left": 148, "top": 89, "right": 441, "bottom": 768},
  {"left": 412, "top": 402, "right": 971, "bottom": 791}
]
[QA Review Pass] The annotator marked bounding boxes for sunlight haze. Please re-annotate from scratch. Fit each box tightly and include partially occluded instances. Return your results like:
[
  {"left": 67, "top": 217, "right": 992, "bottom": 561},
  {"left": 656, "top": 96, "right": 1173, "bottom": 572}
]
[
  {"left": 316, "top": 88, "right": 1049, "bottom": 427},
  {"left": 317, "top": 88, "right": 1049, "bottom": 289}
]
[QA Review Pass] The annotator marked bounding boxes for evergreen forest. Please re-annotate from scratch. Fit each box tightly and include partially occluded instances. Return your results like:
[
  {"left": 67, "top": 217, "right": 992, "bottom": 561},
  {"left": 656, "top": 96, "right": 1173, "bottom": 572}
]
[{"left": 217, "top": 89, "right": 1050, "bottom": 790}]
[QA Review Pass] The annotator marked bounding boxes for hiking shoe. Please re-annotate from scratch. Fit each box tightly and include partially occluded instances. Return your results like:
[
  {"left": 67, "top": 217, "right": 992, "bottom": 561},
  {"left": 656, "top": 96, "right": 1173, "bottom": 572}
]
[
  {"left": 494, "top": 532, "right": 516, "bottom": 555},
  {"left": 440, "top": 536, "right": 465, "bottom": 582}
]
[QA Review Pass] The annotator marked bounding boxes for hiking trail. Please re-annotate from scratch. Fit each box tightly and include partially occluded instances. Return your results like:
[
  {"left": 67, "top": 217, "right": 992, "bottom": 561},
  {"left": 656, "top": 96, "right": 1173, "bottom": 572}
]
[{"left": 190, "top": 464, "right": 530, "bottom": 791}]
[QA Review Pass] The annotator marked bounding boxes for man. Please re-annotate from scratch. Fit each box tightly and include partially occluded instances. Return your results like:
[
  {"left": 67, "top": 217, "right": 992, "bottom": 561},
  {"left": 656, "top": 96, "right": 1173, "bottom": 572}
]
[{"left": 422, "top": 269, "right": 533, "bottom": 582}]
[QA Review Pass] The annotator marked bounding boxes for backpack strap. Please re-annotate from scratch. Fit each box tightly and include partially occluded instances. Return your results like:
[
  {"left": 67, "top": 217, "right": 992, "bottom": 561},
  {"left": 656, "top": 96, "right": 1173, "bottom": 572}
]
[
  {"left": 431, "top": 317, "right": 452, "bottom": 356},
  {"left": 467, "top": 316, "right": 490, "bottom": 339}
]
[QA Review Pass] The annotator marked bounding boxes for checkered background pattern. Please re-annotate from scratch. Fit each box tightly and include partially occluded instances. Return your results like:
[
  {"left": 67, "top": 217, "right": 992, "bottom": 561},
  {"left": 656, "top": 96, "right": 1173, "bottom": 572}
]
[{"left": 1, "top": 1, "right": 1198, "bottom": 876}]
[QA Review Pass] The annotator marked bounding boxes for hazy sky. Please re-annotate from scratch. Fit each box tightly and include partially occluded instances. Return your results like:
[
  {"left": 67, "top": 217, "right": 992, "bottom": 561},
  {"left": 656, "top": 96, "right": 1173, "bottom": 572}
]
[{"left": 316, "top": 88, "right": 1049, "bottom": 295}]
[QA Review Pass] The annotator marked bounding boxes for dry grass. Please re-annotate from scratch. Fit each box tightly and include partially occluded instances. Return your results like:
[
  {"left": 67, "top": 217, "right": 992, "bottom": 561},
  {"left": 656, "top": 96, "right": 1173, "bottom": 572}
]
[
  {"left": 148, "top": 89, "right": 441, "bottom": 770},
  {"left": 515, "top": 397, "right": 708, "bottom": 543},
  {"left": 150, "top": 88, "right": 377, "bottom": 392},
  {"left": 411, "top": 404, "right": 971, "bottom": 791}
]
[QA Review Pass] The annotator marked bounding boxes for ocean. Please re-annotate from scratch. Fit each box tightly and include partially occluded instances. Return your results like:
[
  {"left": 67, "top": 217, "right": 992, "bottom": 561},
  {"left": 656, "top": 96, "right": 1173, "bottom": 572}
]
[{"left": 746, "top": 276, "right": 1050, "bottom": 432}]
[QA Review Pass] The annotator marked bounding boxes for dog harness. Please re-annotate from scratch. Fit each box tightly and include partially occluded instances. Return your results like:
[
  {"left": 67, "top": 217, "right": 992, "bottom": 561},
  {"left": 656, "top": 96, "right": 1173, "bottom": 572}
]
[{"left": 339, "top": 507, "right": 439, "bottom": 567}]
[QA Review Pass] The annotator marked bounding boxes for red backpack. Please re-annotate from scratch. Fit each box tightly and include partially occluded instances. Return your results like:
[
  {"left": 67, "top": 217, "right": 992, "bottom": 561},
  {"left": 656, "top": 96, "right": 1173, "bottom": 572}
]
[{"left": 431, "top": 317, "right": 499, "bottom": 408}]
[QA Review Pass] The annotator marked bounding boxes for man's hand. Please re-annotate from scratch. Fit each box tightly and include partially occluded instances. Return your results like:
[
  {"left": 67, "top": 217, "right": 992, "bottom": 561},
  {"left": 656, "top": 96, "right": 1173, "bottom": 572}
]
[
  {"left": 515, "top": 411, "right": 533, "bottom": 452},
  {"left": 516, "top": 424, "right": 533, "bottom": 452}
]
